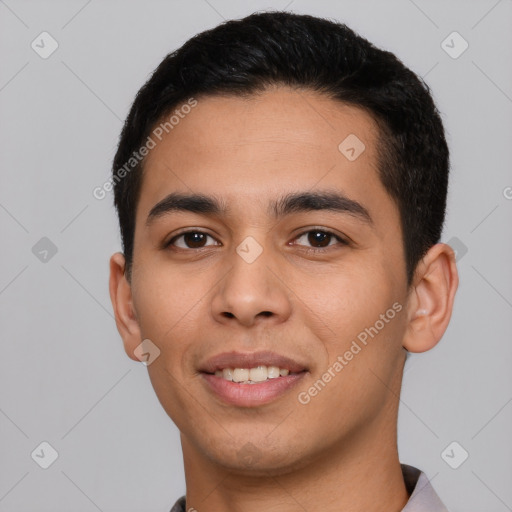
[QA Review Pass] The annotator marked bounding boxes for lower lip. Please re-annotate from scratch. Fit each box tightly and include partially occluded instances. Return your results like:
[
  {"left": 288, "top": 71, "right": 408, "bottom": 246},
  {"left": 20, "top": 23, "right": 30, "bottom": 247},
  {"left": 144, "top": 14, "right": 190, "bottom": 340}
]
[{"left": 201, "top": 372, "right": 306, "bottom": 407}]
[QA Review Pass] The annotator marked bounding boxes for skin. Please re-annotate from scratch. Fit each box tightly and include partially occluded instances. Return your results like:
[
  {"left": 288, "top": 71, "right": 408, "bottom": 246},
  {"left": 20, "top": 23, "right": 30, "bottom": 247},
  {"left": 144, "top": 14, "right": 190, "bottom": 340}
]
[{"left": 109, "top": 86, "right": 458, "bottom": 512}]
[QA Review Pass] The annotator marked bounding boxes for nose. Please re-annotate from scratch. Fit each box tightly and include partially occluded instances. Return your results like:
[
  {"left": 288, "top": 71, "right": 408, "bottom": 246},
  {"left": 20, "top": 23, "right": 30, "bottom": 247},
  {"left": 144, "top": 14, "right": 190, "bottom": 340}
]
[{"left": 210, "top": 241, "right": 292, "bottom": 328}]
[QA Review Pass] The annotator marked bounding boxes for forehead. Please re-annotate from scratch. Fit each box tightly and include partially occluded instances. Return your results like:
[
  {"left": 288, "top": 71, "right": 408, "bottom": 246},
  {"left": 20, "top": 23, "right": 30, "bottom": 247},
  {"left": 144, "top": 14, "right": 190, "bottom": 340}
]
[{"left": 137, "top": 86, "right": 394, "bottom": 223}]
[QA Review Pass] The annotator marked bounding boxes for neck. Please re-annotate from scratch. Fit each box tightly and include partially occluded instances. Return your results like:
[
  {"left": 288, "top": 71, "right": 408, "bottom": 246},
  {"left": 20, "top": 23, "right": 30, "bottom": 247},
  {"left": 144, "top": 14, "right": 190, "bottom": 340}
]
[{"left": 180, "top": 415, "right": 409, "bottom": 512}]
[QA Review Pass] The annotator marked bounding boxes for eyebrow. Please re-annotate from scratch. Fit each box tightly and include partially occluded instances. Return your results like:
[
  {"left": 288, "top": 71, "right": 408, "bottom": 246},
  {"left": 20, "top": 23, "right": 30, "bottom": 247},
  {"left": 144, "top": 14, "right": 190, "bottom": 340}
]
[{"left": 146, "top": 190, "right": 373, "bottom": 226}]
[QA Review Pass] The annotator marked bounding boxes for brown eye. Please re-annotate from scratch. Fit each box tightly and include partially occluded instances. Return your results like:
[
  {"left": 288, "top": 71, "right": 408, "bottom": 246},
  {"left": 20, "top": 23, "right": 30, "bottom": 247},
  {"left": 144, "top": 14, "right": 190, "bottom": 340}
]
[
  {"left": 294, "top": 229, "right": 348, "bottom": 251},
  {"left": 168, "top": 231, "right": 219, "bottom": 249},
  {"left": 307, "top": 231, "right": 331, "bottom": 247}
]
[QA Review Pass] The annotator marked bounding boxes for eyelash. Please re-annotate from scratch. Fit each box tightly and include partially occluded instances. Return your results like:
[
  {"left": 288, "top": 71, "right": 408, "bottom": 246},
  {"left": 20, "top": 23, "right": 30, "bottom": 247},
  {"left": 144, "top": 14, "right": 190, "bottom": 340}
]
[{"left": 164, "top": 228, "right": 349, "bottom": 253}]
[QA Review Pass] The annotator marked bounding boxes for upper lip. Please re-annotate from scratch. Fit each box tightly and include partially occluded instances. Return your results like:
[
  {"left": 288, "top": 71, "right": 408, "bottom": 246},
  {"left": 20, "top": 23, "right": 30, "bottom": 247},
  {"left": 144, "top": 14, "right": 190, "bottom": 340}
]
[{"left": 200, "top": 350, "right": 307, "bottom": 374}]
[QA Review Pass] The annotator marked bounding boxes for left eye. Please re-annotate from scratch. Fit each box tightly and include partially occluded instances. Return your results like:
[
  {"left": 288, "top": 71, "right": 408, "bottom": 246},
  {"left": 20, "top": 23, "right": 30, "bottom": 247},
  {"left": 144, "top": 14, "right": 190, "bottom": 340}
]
[{"left": 293, "top": 229, "right": 346, "bottom": 249}]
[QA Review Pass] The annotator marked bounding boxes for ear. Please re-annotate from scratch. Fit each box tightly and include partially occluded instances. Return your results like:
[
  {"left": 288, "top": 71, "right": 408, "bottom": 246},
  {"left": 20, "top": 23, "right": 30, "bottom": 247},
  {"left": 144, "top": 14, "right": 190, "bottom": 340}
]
[
  {"left": 109, "top": 252, "right": 142, "bottom": 362},
  {"left": 403, "top": 243, "right": 459, "bottom": 353}
]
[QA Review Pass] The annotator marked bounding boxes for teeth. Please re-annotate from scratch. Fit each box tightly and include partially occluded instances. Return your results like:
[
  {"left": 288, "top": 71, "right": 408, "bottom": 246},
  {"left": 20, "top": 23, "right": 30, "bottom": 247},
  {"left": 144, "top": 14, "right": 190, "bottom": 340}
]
[
  {"left": 222, "top": 368, "right": 233, "bottom": 381},
  {"left": 213, "top": 365, "right": 295, "bottom": 383},
  {"left": 267, "top": 366, "right": 280, "bottom": 379},
  {"left": 232, "top": 368, "right": 249, "bottom": 383},
  {"left": 249, "top": 366, "right": 268, "bottom": 382}
]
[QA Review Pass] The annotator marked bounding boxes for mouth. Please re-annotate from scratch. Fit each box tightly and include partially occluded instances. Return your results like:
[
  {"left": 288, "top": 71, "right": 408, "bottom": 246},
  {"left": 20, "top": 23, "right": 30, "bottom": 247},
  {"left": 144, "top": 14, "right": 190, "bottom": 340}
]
[
  {"left": 212, "top": 365, "right": 297, "bottom": 384},
  {"left": 199, "top": 351, "right": 308, "bottom": 406}
]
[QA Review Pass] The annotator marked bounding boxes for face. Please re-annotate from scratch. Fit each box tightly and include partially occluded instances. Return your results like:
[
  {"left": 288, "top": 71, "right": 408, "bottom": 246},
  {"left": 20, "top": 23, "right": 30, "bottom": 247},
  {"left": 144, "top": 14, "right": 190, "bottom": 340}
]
[{"left": 120, "top": 87, "right": 412, "bottom": 474}]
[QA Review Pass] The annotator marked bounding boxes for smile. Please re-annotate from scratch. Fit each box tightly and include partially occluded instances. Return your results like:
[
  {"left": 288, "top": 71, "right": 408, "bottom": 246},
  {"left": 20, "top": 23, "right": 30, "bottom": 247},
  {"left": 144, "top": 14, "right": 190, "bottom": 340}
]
[
  {"left": 214, "top": 366, "right": 293, "bottom": 384},
  {"left": 199, "top": 351, "right": 308, "bottom": 406}
]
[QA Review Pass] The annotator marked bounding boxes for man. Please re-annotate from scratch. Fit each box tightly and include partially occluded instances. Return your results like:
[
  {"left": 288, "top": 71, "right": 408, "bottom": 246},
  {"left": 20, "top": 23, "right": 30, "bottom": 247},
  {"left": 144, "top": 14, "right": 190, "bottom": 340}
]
[{"left": 109, "top": 11, "right": 458, "bottom": 512}]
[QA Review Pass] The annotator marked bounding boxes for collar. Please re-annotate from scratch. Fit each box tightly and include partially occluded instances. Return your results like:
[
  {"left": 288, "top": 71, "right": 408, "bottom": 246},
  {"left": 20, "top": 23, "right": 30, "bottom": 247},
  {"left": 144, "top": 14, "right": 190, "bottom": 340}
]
[{"left": 401, "top": 464, "right": 449, "bottom": 511}]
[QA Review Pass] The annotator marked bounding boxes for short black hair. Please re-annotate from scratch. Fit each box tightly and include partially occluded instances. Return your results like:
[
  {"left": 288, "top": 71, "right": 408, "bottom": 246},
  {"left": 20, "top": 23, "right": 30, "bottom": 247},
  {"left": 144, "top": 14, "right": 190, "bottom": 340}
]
[{"left": 112, "top": 11, "right": 449, "bottom": 285}]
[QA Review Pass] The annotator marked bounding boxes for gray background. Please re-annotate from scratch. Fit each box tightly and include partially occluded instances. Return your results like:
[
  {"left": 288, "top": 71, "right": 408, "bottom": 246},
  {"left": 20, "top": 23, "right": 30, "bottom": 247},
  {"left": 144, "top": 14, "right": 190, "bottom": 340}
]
[{"left": 1, "top": 0, "right": 511, "bottom": 511}]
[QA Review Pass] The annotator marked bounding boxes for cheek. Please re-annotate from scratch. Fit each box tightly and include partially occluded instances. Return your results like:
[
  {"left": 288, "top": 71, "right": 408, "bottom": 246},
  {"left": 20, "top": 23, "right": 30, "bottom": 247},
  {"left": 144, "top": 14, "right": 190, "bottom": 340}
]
[
  {"left": 305, "top": 264, "right": 392, "bottom": 332},
  {"left": 296, "top": 317, "right": 406, "bottom": 438},
  {"left": 310, "top": 264, "right": 406, "bottom": 374},
  {"left": 131, "top": 266, "right": 210, "bottom": 347}
]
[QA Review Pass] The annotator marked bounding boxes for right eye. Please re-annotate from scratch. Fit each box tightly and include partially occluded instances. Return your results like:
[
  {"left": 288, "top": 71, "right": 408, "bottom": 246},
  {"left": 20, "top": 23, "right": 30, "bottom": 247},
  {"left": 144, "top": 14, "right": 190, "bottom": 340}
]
[{"left": 165, "top": 230, "right": 221, "bottom": 250}]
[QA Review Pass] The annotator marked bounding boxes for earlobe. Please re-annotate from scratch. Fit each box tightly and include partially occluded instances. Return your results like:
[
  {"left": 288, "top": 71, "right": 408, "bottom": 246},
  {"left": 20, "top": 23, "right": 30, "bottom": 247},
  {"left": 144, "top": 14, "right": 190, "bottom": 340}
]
[
  {"left": 403, "top": 243, "right": 459, "bottom": 353},
  {"left": 109, "top": 252, "right": 142, "bottom": 361}
]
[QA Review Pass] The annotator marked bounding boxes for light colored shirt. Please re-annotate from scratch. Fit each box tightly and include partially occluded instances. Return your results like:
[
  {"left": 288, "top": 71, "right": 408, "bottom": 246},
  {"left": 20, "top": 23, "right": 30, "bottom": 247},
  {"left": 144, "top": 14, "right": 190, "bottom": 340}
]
[{"left": 169, "top": 463, "right": 449, "bottom": 512}]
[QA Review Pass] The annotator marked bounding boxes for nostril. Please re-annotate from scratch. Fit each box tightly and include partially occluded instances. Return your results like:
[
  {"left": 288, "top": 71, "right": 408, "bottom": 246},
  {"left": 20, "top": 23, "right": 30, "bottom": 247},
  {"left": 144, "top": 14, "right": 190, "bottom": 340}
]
[{"left": 221, "top": 311, "right": 272, "bottom": 319}]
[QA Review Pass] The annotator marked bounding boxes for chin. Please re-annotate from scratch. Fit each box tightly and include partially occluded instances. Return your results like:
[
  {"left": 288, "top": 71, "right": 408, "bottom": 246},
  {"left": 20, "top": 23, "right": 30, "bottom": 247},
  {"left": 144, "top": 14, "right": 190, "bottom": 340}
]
[{"left": 201, "top": 436, "right": 317, "bottom": 477}]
